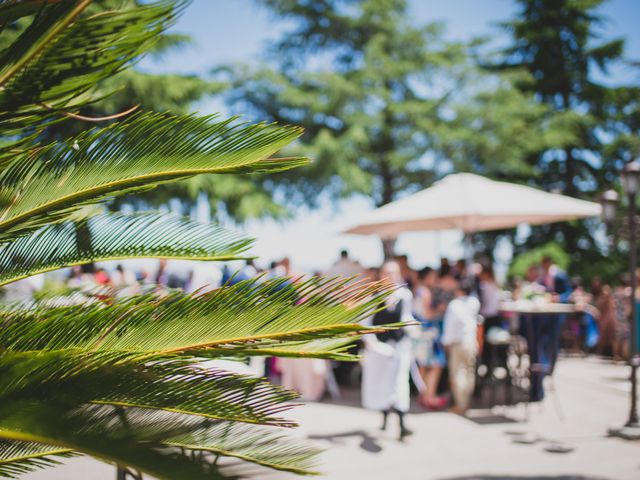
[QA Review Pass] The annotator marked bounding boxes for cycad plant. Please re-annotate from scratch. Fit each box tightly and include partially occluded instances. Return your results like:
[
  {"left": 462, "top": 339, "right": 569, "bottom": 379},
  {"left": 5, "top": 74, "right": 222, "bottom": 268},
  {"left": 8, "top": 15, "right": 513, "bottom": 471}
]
[{"left": 0, "top": 1, "right": 390, "bottom": 478}]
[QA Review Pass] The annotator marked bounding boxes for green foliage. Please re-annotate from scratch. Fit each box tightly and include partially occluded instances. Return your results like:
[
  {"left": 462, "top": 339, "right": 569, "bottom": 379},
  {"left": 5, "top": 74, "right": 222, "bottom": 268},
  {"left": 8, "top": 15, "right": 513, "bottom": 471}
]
[
  {"left": 218, "top": 0, "right": 556, "bottom": 251},
  {"left": 0, "top": 1, "right": 392, "bottom": 477},
  {"left": 0, "top": 213, "right": 254, "bottom": 286},
  {"left": 0, "top": 111, "right": 305, "bottom": 242},
  {"left": 0, "top": 0, "right": 182, "bottom": 136},
  {"left": 584, "top": 255, "right": 625, "bottom": 285},
  {"left": 0, "top": 441, "right": 78, "bottom": 478},
  {"left": 220, "top": 0, "right": 468, "bottom": 207},
  {"left": 166, "top": 422, "right": 320, "bottom": 475},
  {"left": 219, "top": 0, "right": 637, "bottom": 278},
  {"left": 508, "top": 241, "right": 570, "bottom": 279},
  {"left": 0, "top": 277, "right": 386, "bottom": 359},
  {"left": 434, "top": 70, "right": 552, "bottom": 179},
  {"left": 25, "top": 0, "right": 289, "bottom": 223},
  {"left": 495, "top": 0, "right": 638, "bottom": 278}
]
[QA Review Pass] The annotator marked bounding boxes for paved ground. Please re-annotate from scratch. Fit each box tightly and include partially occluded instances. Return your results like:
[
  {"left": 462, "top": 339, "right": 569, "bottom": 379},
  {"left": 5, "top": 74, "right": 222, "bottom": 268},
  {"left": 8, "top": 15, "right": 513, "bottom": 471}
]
[{"left": 23, "top": 356, "right": 640, "bottom": 480}]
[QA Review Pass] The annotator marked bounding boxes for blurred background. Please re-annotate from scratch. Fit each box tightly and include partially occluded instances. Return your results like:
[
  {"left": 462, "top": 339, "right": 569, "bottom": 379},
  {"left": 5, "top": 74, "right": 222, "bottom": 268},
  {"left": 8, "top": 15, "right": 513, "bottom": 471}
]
[
  {"left": 14, "top": 1, "right": 640, "bottom": 479},
  {"left": 63, "top": 0, "right": 639, "bottom": 281}
]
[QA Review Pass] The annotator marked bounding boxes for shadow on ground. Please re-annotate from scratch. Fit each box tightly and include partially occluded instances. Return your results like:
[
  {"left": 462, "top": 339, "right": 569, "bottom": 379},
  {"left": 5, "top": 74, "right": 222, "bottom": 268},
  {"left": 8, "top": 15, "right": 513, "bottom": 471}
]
[
  {"left": 314, "top": 389, "right": 528, "bottom": 429},
  {"left": 464, "top": 413, "right": 519, "bottom": 425},
  {"left": 315, "top": 388, "right": 455, "bottom": 415},
  {"left": 308, "top": 430, "right": 383, "bottom": 453}
]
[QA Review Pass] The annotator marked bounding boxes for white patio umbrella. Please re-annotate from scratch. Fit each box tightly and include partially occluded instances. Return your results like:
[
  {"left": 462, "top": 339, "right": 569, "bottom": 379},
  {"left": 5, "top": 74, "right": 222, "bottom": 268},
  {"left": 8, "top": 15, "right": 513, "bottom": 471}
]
[{"left": 344, "top": 173, "right": 601, "bottom": 239}]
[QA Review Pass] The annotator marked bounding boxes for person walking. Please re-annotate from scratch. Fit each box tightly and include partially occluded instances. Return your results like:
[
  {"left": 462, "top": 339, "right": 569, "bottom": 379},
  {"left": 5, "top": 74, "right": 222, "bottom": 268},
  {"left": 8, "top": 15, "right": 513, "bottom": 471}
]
[{"left": 361, "top": 261, "right": 416, "bottom": 439}]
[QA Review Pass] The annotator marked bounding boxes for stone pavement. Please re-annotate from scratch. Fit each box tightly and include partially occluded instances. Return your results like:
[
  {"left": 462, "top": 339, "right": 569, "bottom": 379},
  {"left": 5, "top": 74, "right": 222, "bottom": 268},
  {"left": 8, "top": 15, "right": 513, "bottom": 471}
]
[{"left": 23, "top": 356, "right": 640, "bottom": 480}]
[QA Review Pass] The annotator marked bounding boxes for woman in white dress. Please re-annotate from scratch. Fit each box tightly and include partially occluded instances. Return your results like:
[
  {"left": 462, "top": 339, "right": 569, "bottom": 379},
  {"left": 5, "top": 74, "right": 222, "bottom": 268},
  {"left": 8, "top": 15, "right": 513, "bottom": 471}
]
[{"left": 361, "top": 261, "right": 416, "bottom": 439}]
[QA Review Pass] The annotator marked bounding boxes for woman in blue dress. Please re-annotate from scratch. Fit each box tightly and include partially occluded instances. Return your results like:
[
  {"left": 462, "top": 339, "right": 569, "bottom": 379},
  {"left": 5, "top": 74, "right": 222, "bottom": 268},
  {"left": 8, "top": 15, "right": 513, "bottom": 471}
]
[{"left": 413, "top": 266, "right": 454, "bottom": 409}]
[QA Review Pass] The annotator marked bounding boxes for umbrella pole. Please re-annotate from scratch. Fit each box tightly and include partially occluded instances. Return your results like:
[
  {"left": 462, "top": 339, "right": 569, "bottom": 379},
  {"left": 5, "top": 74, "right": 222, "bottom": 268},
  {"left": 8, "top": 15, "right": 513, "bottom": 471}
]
[
  {"left": 463, "top": 232, "right": 474, "bottom": 274},
  {"left": 382, "top": 237, "right": 396, "bottom": 260}
]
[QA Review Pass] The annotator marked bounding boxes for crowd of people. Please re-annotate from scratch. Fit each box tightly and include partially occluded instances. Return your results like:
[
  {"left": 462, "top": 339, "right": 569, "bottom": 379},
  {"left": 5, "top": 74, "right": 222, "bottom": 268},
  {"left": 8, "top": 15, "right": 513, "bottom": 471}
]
[
  {"left": 2, "top": 249, "right": 635, "bottom": 440},
  {"left": 1, "top": 257, "right": 297, "bottom": 304},
  {"left": 356, "top": 254, "right": 497, "bottom": 438},
  {"left": 565, "top": 273, "right": 634, "bottom": 361},
  {"left": 304, "top": 250, "right": 636, "bottom": 438}
]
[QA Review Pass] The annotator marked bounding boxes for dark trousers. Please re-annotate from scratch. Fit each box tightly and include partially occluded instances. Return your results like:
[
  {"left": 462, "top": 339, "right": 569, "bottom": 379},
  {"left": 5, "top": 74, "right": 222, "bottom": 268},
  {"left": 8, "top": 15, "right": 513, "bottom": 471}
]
[
  {"left": 481, "top": 315, "right": 504, "bottom": 368},
  {"left": 520, "top": 314, "right": 565, "bottom": 401}
]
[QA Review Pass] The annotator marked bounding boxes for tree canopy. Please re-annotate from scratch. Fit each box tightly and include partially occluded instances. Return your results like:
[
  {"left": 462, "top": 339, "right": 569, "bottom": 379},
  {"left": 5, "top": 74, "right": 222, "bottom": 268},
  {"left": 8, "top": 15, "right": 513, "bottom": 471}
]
[
  {"left": 218, "top": 0, "right": 638, "bottom": 277},
  {"left": 494, "top": 0, "right": 638, "bottom": 277}
]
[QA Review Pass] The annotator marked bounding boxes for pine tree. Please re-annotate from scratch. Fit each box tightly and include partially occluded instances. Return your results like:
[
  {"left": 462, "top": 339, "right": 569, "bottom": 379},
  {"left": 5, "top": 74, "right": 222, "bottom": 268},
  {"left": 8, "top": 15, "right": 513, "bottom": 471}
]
[
  {"left": 497, "top": 0, "right": 636, "bottom": 273},
  {"left": 219, "top": 0, "right": 550, "bottom": 256}
]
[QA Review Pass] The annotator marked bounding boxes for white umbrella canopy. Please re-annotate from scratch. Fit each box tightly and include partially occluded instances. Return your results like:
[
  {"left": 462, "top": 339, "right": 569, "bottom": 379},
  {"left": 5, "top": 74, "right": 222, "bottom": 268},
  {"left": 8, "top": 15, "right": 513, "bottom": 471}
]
[{"left": 345, "top": 173, "right": 602, "bottom": 238}]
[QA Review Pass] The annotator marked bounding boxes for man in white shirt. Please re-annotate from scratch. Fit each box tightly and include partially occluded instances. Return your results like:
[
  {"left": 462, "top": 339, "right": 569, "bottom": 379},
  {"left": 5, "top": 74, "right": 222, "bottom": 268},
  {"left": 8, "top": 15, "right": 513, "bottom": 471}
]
[
  {"left": 324, "top": 249, "right": 364, "bottom": 278},
  {"left": 441, "top": 279, "right": 481, "bottom": 413}
]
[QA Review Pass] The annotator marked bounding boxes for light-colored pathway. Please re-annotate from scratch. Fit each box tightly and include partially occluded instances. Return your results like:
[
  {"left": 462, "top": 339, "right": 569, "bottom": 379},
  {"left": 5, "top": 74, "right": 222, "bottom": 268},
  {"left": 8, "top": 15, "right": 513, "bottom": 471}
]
[{"left": 22, "top": 356, "right": 640, "bottom": 480}]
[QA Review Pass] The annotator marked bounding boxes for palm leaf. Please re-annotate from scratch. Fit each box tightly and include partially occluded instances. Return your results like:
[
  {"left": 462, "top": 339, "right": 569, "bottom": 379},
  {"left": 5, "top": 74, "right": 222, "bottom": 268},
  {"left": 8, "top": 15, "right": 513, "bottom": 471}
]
[
  {"left": 0, "top": 0, "right": 185, "bottom": 135},
  {"left": 0, "top": 1, "right": 72, "bottom": 30},
  {"left": 0, "top": 277, "right": 391, "bottom": 358},
  {"left": 0, "top": 1, "right": 391, "bottom": 477},
  {"left": 0, "top": 1, "right": 43, "bottom": 26},
  {"left": 0, "top": 350, "right": 141, "bottom": 398},
  {"left": 1, "top": 351, "right": 299, "bottom": 427},
  {"left": 0, "top": 440, "right": 78, "bottom": 479},
  {"left": 0, "top": 347, "right": 318, "bottom": 477},
  {"left": 0, "top": 1, "right": 90, "bottom": 87},
  {"left": 166, "top": 423, "right": 321, "bottom": 475},
  {"left": 90, "top": 363, "right": 299, "bottom": 428},
  {"left": 0, "top": 112, "right": 306, "bottom": 243},
  {"left": 0, "top": 406, "right": 238, "bottom": 480},
  {"left": 0, "top": 212, "right": 253, "bottom": 286}
]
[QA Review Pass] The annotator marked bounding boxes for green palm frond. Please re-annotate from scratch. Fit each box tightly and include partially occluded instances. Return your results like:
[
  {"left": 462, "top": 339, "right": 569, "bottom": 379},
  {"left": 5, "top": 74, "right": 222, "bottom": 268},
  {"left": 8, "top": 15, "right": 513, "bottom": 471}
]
[
  {"left": 0, "top": 440, "right": 78, "bottom": 478},
  {"left": 0, "top": 1, "right": 90, "bottom": 87},
  {"left": 0, "top": 350, "right": 141, "bottom": 398},
  {"left": 0, "top": 405, "right": 237, "bottom": 480},
  {"left": 0, "top": 0, "right": 185, "bottom": 135},
  {"left": 0, "top": 212, "right": 253, "bottom": 286},
  {"left": 0, "top": 277, "right": 391, "bottom": 358},
  {"left": 0, "top": 1, "right": 69, "bottom": 30},
  {"left": 0, "top": 112, "right": 306, "bottom": 242},
  {"left": 0, "top": 1, "right": 396, "bottom": 477},
  {"left": 0, "top": 350, "right": 316, "bottom": 476},
  {"left": 1, "top": 351, "right": 298, "bottom": 427},
  {"left": 90, "top": 362, "right": 299, "bottom": 427},
  {"left": 167, "top": 423, "right": 321, "bottom": 475}
]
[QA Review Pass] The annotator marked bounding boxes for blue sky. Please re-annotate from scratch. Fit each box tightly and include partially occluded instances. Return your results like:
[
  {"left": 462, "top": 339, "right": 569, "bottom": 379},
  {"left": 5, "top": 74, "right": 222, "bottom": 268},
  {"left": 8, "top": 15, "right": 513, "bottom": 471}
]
[
  {"left": 145, "top": 0, "right": 640, "bottom": 273},
  {"left": 150, "top": 0, "right": 640, "bottom": 78}
]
